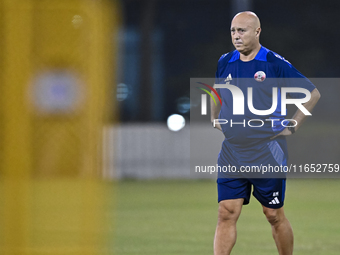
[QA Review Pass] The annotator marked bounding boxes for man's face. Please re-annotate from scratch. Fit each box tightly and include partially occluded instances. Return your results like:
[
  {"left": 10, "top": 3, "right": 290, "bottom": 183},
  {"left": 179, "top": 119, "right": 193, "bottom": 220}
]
[{"left": 230, "top": 15, "right": 260, "bottom": 54}]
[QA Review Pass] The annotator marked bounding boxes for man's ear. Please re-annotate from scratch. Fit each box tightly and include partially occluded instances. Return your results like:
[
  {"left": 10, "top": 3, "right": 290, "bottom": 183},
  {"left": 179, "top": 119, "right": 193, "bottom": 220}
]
[{"left": 255, "top": 27, "right": 261, "bottom": 38}]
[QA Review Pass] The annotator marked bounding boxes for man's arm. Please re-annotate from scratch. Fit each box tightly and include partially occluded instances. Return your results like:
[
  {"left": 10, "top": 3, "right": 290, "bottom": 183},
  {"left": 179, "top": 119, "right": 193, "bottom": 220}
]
[
  {"left": 211, "top": 88, "right": 222, "bottom": 132},
  {"left": 272, "top": 88, "right": 321, "bottom": 138}
]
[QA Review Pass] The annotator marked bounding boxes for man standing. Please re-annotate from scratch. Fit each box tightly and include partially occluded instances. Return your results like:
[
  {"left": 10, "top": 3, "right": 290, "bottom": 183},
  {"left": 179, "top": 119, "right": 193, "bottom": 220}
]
[{"left": 211, "top": 12, "right": 320, "bottom": 255}]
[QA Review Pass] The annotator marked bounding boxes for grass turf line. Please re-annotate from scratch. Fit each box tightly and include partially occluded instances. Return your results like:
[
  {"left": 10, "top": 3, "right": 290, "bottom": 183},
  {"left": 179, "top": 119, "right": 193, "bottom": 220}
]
[{"left": 115, "top": 179, "right": 340, "bottom": 255}]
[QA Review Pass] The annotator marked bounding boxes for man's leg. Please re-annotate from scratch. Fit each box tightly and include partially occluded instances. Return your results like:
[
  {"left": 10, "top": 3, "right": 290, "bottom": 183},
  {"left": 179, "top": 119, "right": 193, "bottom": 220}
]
[
  {"left": 214, "top": 198, "right": 244, "bottom": 255},
  {"left": 262, "top": 206, "right": 294, "bottom": 255}
]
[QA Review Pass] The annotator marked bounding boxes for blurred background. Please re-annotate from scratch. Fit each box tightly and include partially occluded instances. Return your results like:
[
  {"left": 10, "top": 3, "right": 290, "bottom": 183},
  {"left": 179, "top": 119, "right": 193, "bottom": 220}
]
[
  {"left": 0, "top": 0, "right": 339, "bottom": 254},
  {"left": 114, "top": 0, "right": 340, "bottom": 178},
  {"left": 118, "top": 0, "right": 339, "bottom": 123}
]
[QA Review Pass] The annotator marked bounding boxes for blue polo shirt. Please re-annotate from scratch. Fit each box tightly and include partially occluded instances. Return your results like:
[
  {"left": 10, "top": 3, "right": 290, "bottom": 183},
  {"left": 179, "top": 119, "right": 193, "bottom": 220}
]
[{"left": 215, "top": 46, "right": 315, "bottom": 171}]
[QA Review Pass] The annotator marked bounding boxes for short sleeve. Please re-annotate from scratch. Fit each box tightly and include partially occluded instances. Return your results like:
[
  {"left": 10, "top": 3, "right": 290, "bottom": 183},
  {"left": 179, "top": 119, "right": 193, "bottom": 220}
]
[
  {"left": 277, "top": 60, "right": 315, "bottom": 98},
  {"left": 215, "top": 54, "right": 228, "bottom": 96},
  {"left": 215, "top": 54, "right": 227, "bottom": 84}
]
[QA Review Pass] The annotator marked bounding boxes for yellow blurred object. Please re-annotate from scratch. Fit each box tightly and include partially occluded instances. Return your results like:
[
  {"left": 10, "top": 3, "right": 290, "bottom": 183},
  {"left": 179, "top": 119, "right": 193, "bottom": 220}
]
[{"left": 0, "top": 0, "right": 121, "bottom": 254}]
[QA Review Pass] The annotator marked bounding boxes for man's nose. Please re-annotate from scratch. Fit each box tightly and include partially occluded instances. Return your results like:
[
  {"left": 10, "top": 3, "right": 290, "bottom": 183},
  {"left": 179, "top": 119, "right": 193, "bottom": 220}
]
[{"left": 233, "top": 32, "right": 240, "bottom": 39}]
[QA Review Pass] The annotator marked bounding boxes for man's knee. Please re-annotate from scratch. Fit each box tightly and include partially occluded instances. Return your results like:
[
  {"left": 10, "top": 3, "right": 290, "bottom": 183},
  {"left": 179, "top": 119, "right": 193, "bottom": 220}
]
[
  {"left": 263, "top": 207, "right": 284, "bottom": 226},
  {"left": 218, "top": 199, "right": 243, "bottom": 222}
]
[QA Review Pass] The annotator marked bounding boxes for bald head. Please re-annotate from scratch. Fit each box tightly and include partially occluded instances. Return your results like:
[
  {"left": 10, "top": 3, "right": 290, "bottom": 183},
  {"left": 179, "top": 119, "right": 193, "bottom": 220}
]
[
  {"left": 230, "top": 11, "right": 262, "bottom": 58},
  {"left": 232, "top": 11, "right": 261, "bottom": 30}
]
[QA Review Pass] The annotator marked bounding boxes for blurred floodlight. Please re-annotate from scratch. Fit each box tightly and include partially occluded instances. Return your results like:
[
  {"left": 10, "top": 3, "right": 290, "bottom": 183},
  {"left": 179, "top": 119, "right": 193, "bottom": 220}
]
[
  {"left": 117, "top": 83, "right": 129, "bottom": 101},
  {"left": 167, "top": 114, "right": 185, "bottom": 132},
  {"left": 72, "top": 15, "right": 83, "bottom": 28},
  {"left": 176, "top": 96, "right": 190, "bottom": 114}
]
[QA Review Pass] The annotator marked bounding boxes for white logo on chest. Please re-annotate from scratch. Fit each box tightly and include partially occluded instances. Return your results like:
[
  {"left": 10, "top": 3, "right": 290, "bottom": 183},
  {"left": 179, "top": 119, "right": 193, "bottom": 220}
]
[{"left": 254, "top": 71, "right": 266, "bottom": 82}]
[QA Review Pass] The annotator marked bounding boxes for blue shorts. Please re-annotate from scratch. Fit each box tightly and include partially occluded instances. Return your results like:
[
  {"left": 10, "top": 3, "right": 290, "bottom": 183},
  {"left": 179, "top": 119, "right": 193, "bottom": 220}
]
[
  {"left": 217, "top": 138, "right": 288, "bottom": 179},
  {"left": 217, "top": 178, "right": 286, "bottom": 209}
]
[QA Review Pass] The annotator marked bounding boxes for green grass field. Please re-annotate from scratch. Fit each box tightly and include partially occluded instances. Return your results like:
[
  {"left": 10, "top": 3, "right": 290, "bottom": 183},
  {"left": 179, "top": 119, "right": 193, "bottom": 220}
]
[{"left": 115, "top": 179, "right": 340, "bottom": 255}]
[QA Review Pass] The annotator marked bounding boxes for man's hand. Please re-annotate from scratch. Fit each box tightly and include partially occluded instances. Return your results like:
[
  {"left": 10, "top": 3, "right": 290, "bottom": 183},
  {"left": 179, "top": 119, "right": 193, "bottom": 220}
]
[
  {"left": 270, "top": 127, "right": 292, "bottom": 140},
  {"left": 271, "top": 88, "right": 321, "bottom": 140},
  {"left": 213, "top": 122, "right": 223, "bottom": 132},
  {"left": 210, "top": 85, "right": 222, "bottom": 132}
]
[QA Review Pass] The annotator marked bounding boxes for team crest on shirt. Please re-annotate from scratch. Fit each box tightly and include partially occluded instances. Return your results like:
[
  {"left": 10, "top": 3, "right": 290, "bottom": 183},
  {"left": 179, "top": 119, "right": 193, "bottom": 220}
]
[{"left": 254, "top": 71, "right": 266, "bottom": 82}]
